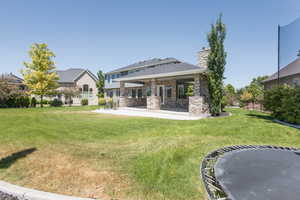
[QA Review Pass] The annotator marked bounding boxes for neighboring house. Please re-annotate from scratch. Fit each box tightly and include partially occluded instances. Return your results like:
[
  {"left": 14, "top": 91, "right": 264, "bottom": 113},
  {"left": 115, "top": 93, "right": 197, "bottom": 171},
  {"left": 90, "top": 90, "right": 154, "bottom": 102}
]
[
  {"left": 263, "top": 58, "right": 300, "bottom": 89},
  {"left": 0, "top": 73, "right": 26, "bottom": 90},
  {"left": 54, "top": 68, "right": 98, "bottom": 105},
  {"left": 104, "top": 48, "right": 210, "bottom": 115}
]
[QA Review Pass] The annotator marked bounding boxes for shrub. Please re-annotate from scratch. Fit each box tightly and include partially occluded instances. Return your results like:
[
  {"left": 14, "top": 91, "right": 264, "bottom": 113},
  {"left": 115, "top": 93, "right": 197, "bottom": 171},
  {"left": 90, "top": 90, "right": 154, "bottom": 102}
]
[
  {"left": 37, "top": 99, "right": 49, "bottom": 105},
  {"left": 50, "top": 98, "right": 63, "bottom": 107},
  {"left": 264, "top": 86, "right": 300, "bottom": 125},
  {"left": 19, "top": 96, "right": 30, "bottom": 108},
  {"left": 98, "top": 98, "right": 106, "bottom": 105},
  {"left": 30, "top": 97, "right": 37, "bottom": 107},
  {"left": 81, "top": 99, "right": 88, "bottom": 106}
]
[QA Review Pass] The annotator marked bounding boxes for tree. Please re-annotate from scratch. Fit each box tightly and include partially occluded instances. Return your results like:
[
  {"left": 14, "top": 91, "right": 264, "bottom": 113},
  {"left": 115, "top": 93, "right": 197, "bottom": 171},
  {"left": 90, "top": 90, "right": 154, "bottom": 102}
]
[
  {"left": 207, "top": 14, "right": 227, "bottom": 116},
  {"left": 250, "top": 75, "right": 269, "bottom": 88},
  {"left": 22, "top": 43, "right": 59, "bottom": 107},
  {"left": 240, "top": 91, "right": 253, "bottom": 104},
  {"left": 0, "top": 78, "right": 28, "bottom": 108},
  {"left": 224, "top": 84, "right": 236, "bottom": 106},
  {"left": 247, "top": 83, "right": 261, "bottom": 108},
  {"left": 96, "top": 70, "right": 105, "bottom": 97},
  {"left": 60, "top": 87, "right": 80, "bottom": 106}
]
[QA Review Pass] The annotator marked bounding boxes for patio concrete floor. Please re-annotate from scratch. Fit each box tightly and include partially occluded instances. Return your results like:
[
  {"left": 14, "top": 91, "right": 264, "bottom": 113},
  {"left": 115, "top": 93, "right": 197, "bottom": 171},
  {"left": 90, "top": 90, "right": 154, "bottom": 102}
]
[{"left": 93, "top": 107, "right": 210, "bottom": 120}]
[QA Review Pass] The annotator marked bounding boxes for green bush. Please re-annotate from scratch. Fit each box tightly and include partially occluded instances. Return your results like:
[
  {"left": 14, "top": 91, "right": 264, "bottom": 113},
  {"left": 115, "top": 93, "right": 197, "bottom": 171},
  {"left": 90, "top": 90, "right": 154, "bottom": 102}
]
[
  {"left": 50, "top": 98, "right": 63, "bottom": 107},
  {"left": 37, "top": 99, "right": 49, "bottom": 105},
  {"left": 2, "top": 95, "right": 30, "bottom": 108},
  {"left": 98, "top": 98, "right": 106, "bottom": 105},
  {"left": 30, "top": 97, "right": 37, "bottom": 107},
  {"left": 264, "top": 86, "right": 300, "bottom": 124},
  {"left": 81, "top": 99, "right": 88, "bottom": 106},
  {"left": 19, "top": 96, "right": 30, "bottom": 108}
]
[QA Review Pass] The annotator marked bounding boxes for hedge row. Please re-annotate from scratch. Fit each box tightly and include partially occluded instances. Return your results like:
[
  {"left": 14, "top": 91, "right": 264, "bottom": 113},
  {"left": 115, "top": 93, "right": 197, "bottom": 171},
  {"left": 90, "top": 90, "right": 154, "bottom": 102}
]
[
  {"left": 264, "top": 86, "right": 300, "bottom": 125},
  {"left": 0, "top": 96, "right": 31, "bottom": 108}
]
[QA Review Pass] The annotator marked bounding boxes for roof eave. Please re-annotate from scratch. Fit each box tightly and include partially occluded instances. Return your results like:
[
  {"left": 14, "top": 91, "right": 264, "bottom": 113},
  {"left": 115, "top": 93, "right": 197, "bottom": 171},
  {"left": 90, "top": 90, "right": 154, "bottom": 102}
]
[
  {"left": 106, "top": 59, "right": 179, "bottom": 74},
  {"left": 115, "top": 68, "right": 207, "bottom": 82}
]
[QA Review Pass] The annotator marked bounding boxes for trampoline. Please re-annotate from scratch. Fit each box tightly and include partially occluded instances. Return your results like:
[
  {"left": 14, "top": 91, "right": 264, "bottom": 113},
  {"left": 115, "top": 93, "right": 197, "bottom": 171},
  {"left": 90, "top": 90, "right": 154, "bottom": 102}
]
[{"left": 201, "top": 145, "right": 300, "bottom": 200}]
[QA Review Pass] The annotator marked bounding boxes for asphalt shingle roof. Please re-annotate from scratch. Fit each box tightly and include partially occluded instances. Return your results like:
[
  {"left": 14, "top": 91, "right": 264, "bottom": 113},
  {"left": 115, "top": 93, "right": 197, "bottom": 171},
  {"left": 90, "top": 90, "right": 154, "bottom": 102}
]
[
  {"left": 107, "top": 58, "right": 179, "bottom": 74},
  {"left": 56, "top": 68, "right": 98, "bottom": 83},
  {"left": 265, "top": 58, "right": 300, "bottom": 82},
  {"left": 117, "top": 62, "right": 205, "bottom": 80},
  {"left": 0, "top": 73, "right": 23, "bottom": 83}
]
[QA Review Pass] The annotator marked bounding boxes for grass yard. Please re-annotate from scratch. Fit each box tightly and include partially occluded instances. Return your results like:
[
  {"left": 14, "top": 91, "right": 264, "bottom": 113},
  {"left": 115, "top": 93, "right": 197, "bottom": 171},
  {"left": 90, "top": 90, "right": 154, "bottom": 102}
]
[{"left": 0, "top": 107, "right": 299, "bottom": 200}]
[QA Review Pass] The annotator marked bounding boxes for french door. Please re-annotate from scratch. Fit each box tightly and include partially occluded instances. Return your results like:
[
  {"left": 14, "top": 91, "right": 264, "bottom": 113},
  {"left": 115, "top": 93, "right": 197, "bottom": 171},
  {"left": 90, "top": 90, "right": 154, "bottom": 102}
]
[{"left": 157, "top": 85, "right": 165, "bottom": 105}]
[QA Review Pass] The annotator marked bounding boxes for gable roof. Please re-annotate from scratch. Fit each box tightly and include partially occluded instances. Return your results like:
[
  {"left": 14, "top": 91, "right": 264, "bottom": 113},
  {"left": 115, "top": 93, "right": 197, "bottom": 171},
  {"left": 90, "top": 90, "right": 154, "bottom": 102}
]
[
  {"left": 264, "top": 58, "right": 300, "bottom": 82},
  {"left": 56, "top": 68, "right": 98, "bottom": 83},
  {"left": 116, "top": 62, "right": 207, "bottom": 81},
  {"left": 106, "top": 58, "right": 179, "bottom": 74},
  {"left": 0, "top": 73, "right": 23, "bottom": 84}
]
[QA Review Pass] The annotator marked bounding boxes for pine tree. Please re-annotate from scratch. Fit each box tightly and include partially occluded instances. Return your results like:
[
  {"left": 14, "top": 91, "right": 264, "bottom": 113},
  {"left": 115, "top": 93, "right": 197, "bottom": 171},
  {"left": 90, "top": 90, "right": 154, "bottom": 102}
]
[
  {"left": 207, "top": 15, "right": 227, "bottom": 116},
  {"left": 22, "top": 43, "right": 59, "bottom": 107}
]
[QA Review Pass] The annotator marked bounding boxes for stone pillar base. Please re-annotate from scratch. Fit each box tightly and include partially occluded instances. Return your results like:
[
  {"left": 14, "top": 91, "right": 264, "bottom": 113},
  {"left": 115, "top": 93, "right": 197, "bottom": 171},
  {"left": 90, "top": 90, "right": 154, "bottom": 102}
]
[
  {"left": 147, "top": 96, "right": 160, "bottom": 110},
  {"left": 119, "top": 96, "right": 128, "bottom": 107},
  {"left": 189, "top": 96, "right": 209, "bottom": 116}
]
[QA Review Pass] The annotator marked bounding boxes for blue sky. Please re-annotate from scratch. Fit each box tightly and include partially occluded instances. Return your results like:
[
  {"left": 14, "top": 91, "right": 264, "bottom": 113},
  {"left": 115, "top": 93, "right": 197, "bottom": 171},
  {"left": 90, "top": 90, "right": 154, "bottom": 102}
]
[{"left": 0, "top": 0, "right": 300, "bottom": 88}]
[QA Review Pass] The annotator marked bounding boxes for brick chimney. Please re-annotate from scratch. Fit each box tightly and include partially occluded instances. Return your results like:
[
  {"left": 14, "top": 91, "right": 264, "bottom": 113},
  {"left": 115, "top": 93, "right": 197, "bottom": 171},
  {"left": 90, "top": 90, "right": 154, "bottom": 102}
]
[{"left": 197, "top": 47, "right": 210, "bottom": 68}]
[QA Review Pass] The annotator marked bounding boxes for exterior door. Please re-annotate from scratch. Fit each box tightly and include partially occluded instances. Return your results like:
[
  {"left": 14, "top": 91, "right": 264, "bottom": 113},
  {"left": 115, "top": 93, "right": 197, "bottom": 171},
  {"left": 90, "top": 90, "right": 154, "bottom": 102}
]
[{"left": 157, "top": 85, "right": 165, "bottom": 105}]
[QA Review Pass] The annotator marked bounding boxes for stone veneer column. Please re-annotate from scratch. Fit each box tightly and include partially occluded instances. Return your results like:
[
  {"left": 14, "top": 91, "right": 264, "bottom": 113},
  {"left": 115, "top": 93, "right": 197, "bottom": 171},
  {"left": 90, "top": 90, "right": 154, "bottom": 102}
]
[
  {"left": 193, "top": 74, "right": 201, "bottom": 96},
  {"left": 147, "top": 79, "right": 160, "bottom": 110},
  {"left": 119, "top": 81, "right": 128, "bottom": 107},
  {"left": 189, "top": 74, "right": 209, "bottom": 116}
]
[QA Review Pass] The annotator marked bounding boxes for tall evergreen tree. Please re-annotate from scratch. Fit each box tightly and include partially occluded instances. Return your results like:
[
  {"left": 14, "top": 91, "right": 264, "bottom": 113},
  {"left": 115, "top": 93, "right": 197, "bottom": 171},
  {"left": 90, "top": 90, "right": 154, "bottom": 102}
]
[
  {"left": 207, "top": 15, "right": 227, "bottom": 116},
  {"left": 96, "top": 70, "right": 105, "bottom": 97},
  {"left": 22, "top": 43, "right": 59, "bottom": 107}
]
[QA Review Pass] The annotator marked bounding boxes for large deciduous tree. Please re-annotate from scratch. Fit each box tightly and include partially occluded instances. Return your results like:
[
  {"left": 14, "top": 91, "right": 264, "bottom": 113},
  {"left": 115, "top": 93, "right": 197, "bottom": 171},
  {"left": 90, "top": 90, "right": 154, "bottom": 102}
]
[
  {"left": 207, "top": 15, "right": 227, "bottom": 116},
  {"left": 22, "top": 43, "right": 59, "bottom": 107},
  {"left": 96, "top": 70, "right": 105, "bottom": 97}
]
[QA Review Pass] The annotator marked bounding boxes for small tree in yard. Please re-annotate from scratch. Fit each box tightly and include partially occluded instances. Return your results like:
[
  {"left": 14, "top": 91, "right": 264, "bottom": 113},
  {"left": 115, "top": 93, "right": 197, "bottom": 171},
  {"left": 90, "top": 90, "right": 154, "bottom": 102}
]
[
  {"left": 60, "top": 87, "right": 80, "bottom": 106},
  {"left": 207, "top": 15, "right": 227, "bottom": 116},
  {"left": 247, "top": 82, "right": 263, "bottom": 109},
  {"left": 240, "top": 90, "right": 253, "bottom": 105},
  {"left": 224, "top": 84, "right": 236, "bottom": 106},
  {"left": 22, "top": 43, "right": 59, "bottom": 107},
  {"left": 96, "top": 70, "right": 105, "bottom": 97}
]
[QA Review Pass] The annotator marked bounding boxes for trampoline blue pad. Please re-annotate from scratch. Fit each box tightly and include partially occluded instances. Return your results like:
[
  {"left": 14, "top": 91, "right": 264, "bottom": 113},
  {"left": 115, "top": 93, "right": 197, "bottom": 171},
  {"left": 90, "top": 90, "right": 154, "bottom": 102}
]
[{"left": 214, "top": 149, "right": 300, "bottom": 200}]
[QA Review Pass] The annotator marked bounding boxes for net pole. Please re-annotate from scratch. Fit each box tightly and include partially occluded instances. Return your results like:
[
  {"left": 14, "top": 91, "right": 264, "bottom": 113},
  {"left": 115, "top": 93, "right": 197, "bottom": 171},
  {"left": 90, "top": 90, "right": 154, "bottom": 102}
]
[{"left": 277, "top": 25, "right": 280, "bottom": 86}]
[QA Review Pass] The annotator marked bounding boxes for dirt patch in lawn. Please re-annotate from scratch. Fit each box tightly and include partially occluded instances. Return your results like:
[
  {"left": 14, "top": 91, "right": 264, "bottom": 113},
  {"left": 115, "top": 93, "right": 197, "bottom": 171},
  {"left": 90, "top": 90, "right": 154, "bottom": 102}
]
[{"left": 0, "top": 148, "right": 132, "bottom": 200}]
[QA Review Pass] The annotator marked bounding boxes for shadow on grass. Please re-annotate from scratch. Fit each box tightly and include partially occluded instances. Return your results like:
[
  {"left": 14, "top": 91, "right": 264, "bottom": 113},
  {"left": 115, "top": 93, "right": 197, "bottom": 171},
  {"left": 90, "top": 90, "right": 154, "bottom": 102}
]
[
  {"left": 246, "top": 113, "right": 274, "bottom": 122},
  {"left": 0, "top": 148, "right": 37, "bottom": 169}
]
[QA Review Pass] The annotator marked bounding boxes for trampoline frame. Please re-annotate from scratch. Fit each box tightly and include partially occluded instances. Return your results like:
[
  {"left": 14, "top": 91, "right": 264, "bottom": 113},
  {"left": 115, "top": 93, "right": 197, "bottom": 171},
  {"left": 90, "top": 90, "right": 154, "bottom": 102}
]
[{"left": 200, "top": 145, "right": 300, "bottom": 200}]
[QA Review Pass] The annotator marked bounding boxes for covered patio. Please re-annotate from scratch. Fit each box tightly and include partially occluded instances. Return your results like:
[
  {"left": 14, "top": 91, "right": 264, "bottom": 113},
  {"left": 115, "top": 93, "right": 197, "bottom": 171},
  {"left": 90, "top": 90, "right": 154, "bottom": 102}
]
[{"left": 116, "top": 69, "right": 210, "bottom": 116}]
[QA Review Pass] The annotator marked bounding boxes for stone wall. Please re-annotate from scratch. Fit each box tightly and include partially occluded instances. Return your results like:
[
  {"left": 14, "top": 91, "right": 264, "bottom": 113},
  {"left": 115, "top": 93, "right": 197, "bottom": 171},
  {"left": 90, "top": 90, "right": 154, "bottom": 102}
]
[
  {"left": 197, "top": 48, "right": 209, "bottom": 68},
  {"left": 127, "top": 97, "right": 146, "bottom": 107},
  {"left": 147, "top": 96, "right": 160, "bottom": 110},
  {"left": 189, "top": 96, "right": 209, "bottom": 116}
]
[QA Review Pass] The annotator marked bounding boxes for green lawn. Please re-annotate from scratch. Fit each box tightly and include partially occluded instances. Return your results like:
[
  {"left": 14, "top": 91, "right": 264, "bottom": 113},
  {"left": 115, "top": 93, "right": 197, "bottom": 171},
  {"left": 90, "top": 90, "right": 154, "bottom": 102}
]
[{"left": 0, "top": 107, "right": 299, "bottom": 200}]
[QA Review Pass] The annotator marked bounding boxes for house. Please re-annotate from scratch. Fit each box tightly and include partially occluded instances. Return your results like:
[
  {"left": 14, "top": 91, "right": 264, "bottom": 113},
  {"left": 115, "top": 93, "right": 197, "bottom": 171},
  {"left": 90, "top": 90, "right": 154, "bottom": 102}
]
[
  {"left": 263, "top": 58, "right": 300, "bottom": 89},
  {"left": 104, "top": 48, "right": 210, "bottom": 115},
  {"left": 0, "top": 73, "right": 26, "bottom": 90},
  {"left": 54, "top": 68, "right": 98, "bottom": 105}
]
